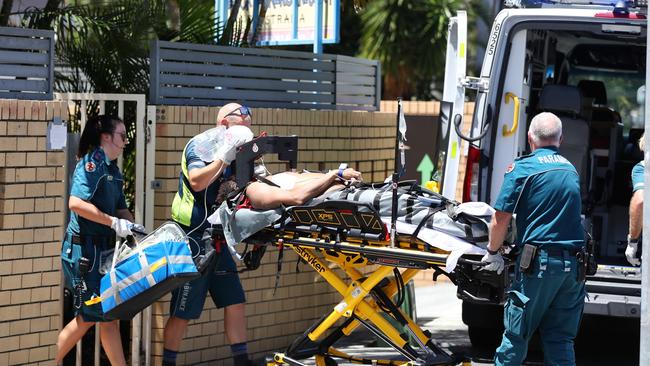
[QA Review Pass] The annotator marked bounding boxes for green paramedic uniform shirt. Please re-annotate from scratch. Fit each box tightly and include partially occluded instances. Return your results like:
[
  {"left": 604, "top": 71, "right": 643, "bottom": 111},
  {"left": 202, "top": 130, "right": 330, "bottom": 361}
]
[
  {"left": 67, "top": 147, "right": 127, "bottom": 237},
  {"left": 632, "top": 160, "right": 645, "bottom": 193},
  {"left": 494, "top": 146, "right": 584, "bottom": 249},
  {"left": 171, "top": 136, "right": 231, "bottom": 233}
]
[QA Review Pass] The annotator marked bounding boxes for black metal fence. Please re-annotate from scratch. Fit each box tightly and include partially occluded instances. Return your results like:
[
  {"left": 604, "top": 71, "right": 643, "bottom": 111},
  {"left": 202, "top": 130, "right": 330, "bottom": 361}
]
[
  {"left": 149, "top": 40, "right": 381, "bottom": 111},
  {"left": 0, "top": 27, "right": 54, "bottom": 100}
]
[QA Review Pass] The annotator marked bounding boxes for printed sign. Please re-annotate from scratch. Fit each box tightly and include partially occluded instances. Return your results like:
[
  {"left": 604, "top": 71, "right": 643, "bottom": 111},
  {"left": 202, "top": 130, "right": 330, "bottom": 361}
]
[{"left": 224, "top": 0, "right": 340, "bottom": 46}]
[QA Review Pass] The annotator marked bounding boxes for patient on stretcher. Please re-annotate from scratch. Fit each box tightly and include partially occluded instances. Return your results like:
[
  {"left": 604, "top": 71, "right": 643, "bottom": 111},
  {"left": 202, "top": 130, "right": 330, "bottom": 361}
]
[
  {"left": 210, "top": 165, "right": 506, "bottom": 271},
  {"left": 241, "top": 167, "right": 362, "bottom": 210}
]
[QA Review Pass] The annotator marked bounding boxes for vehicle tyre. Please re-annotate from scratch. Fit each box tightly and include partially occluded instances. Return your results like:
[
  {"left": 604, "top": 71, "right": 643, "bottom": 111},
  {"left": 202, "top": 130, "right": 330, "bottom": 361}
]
[{"left": 468, "top": 325, "right": 503, "bottom": 350}]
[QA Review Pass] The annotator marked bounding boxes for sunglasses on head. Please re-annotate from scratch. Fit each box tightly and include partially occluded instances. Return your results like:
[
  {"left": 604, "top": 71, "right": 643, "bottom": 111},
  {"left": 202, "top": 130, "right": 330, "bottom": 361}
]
[{"left": 225, "top": 106, "right": 252, "bottom": 118}]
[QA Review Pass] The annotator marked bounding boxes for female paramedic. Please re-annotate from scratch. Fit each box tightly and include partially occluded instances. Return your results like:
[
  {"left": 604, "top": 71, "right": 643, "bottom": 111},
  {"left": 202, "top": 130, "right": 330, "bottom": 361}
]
[{"left": 55, "top": 115, "right": 145, "bottom": 365}]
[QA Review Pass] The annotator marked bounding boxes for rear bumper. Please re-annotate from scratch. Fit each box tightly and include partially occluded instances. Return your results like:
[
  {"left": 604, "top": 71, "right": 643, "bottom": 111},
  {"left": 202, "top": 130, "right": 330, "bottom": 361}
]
[{"left": 583, "top": 292, "right": 641, "bottom": 318}]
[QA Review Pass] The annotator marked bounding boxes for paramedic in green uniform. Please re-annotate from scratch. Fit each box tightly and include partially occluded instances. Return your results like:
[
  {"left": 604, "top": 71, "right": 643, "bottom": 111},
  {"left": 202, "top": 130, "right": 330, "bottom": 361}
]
[
  {"left": 481, "top": 112, "right": 586, "bottom": 366},
  {"left": 56, "top": 115, "right": 144, "bottom": 365},
  {"left": 164, "top": 103, "right": 254, "bottom": 366},
  {"left": 626, "top": 132, "right": 645, "bottom": 266}
]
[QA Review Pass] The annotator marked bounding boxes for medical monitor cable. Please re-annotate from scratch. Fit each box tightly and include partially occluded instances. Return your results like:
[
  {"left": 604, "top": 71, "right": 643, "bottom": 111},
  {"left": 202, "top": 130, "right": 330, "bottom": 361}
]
[{"left": 186, "top": 161, "right": 226, "bottom": 259}]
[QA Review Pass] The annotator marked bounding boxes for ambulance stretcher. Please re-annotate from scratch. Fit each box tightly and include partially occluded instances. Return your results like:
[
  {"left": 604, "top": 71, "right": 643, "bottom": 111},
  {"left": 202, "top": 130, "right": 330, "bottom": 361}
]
[{"left": 212, "top": 136, "right": 512, "bottom": 366}]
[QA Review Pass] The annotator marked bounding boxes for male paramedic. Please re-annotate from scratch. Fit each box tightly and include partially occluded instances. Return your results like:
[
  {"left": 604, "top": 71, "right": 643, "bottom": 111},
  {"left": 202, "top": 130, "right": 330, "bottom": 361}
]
[
  {"left": 626, "top": 132, "right": 645, "bottom": 266},
  {"left": 164, "top": 103, "right": 254, "bottom": 366},
  {"left": 481, "top": 112, "right": 586, "bottom": 365}
]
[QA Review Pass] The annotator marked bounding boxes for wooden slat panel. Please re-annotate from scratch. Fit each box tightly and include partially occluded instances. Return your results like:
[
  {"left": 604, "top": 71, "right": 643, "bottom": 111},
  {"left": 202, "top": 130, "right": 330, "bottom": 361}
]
[
  {"left": 335, "top": 95, "right": 376, "bottom": 105},
  {"left": 0, "top": 27, "right": 53, "bottom": 38},
  {"left": 2, "top": 64, "right": 49, "bottom": 78},
  {"left": 159, "top": 49, "right": 336, "bottom": 72},
  {"left": 159, "top": 86, "right": 335, "bottom": 103},
  {"left": 0, "top": 26, "right": 53, "bottom": 100},
  {"left": 0, "top": 49, "right": 50, "bottom": 65},
  {"left": 160, "top": 62, "right": 335, "bottom": 82},
  {"left": 0, "top": 91, "right": 50, "bottom": 99},
  {"left": 158, "top": 40, "right": 337, "bottom": 61},
  {"left": 336, "top": 62, "right": 377, "bottom": 76},
  {"left": 158, "top": 97, "right": 335, "bottom": 109},
  {"left": 336, "top": 84, "right": 376, "bottom": 95},
  {"left": 159, "top": 74, "right": 334, "bottom": 93},
  {"left": 151, "top": 41, "right": 378, "bottom": 110},
  {"left": 335, "top": 54, "right": 378, "bottom": 66},
  {"left": 335, "top": 74, "right": 376, "bottom": 85},
  {"left": 0, "top": 36, "right": 51, "bottom": 50},
  {"left": 0, "top": 79, "right": 48, "bottom": 91}
]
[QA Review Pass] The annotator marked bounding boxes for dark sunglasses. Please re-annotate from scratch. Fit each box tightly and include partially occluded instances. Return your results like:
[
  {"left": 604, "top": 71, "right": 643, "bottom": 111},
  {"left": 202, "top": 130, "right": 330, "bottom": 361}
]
[
  {"left": 225, "top": 106, "right": 252, "bottom": 118},
  {"left": 113, "top": 131, "right": 127, "bottom": 142}
]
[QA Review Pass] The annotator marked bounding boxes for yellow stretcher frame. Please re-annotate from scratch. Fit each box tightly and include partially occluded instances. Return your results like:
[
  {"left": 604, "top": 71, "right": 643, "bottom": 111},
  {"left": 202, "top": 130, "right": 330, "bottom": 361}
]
[{"left": 263, "top": 231, "right": 476, "bottom": 366}]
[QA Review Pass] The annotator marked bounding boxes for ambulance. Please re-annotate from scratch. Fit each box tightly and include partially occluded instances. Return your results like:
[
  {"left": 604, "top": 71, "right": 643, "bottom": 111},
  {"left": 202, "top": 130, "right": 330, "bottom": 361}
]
[{"left": 437, "top": 0, "right": 646, "bottom": 346}]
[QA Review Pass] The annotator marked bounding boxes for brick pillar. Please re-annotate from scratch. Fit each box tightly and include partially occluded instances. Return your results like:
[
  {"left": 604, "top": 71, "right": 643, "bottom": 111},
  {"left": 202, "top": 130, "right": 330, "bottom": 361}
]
[{"left": 0, "top": 100, "right": 69, "bottom": 365}]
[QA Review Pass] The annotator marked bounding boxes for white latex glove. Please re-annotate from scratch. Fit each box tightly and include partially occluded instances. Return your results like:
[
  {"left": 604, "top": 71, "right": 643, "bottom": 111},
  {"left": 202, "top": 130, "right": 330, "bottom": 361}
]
[
  {"left": 111, "top": 217, "right": 133, "bottom": 238},
  {"left": 625, "top": 236, "right": 641, "bottom": 266},
  {"left": 480, "top": 251, "right": 505, "bottom": 275},
  {"left": 215, "top": 125, "right": 254, "bottom": 165},
  {"left": 130, "top": 223, "right": 148, "bottom": 236}
]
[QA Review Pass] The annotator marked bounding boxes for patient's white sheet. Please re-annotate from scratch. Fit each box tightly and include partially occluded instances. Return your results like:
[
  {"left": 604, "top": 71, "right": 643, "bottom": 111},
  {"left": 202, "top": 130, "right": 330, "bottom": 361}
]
[{"left": 383, "top": 219, "right": 486, "bottom": 271}]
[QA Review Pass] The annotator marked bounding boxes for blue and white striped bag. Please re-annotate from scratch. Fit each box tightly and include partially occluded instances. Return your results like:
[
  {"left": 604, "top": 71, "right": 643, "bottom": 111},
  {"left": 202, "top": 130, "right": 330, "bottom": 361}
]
[{"left": 96, "top": 222, "right": 200, "bottom": 320}]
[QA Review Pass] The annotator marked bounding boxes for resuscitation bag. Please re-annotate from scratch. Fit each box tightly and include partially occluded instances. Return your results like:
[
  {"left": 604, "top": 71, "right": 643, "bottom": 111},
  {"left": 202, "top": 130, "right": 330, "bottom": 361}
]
[{"left": 95, "top": 222, "right": 200, "bottom": 320}]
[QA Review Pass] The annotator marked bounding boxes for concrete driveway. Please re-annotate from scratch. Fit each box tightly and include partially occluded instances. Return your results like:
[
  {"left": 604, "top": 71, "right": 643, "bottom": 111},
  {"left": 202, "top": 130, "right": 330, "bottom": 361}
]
[{"left": 295, "top": 281, "right": 640, "bottom": 365}]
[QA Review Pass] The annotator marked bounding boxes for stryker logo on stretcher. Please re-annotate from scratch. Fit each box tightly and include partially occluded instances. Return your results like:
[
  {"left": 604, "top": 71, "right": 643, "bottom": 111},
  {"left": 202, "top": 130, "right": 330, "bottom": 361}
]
[{"left": 295, "top": 247, "right": 326, "bottom": 273}]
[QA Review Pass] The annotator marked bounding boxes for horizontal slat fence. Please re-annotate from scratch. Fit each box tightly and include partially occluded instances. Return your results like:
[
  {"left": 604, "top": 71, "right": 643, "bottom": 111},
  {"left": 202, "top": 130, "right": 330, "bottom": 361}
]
[
  {"left": 150, "top": 40, "right": 380, "bottom": 111},
  {"left": 0, "top": 27, "right": 54, "bottom": 100}
]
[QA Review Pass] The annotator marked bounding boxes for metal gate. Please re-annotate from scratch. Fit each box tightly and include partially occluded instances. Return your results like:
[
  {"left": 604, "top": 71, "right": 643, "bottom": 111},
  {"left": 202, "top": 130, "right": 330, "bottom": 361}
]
[{"left": 56, "top": 93, "right": 154, "bottom": 366}]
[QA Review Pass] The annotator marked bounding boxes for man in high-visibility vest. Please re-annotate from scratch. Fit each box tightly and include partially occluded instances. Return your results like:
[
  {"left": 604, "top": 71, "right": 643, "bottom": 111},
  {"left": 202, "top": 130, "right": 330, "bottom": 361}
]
[{"left": 164, "top": 103, "right": 254, "bottom": 366}]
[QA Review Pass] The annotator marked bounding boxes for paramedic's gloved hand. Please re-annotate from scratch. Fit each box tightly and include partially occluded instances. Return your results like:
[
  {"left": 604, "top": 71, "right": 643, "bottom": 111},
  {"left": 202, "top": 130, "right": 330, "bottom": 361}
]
[
  {"left": 110, "top": 217, "right": 133, "bottom": 238},
  {"left": 480, "top": 250, "right": 505, "bottom": 275},
  {"left": 216, "top": 125, "right": 254, "bottom": 165},
  {"left": 130, "top": 223, "right": 148, "bottom": 236},
  {"left": 626, "top": 235, "right": 641, "bottom": 266}
]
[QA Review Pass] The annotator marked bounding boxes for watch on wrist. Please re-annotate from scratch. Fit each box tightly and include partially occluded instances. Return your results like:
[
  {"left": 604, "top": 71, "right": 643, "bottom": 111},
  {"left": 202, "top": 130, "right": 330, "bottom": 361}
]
[
  {"left": 337, "top": 163, "right": 348, "bottom": 178},
  {"left": 628, "top": 234, "right": 639, "bottom": 244}
]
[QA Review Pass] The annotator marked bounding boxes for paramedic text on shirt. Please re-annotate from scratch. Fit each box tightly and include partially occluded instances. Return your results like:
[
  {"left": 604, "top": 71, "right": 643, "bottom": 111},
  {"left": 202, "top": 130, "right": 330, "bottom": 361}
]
[
  {"left": 481, "top": 112, "right": 586, "bottom": 366},
  {"left": 164, "top": 103, "right": 254, "bottom": 366},
  {"left": 56, "top": 115, "right": 144, "bottom": 366},
  {"left": 626, "top": 132, "right": 645, "bottom": 266}
]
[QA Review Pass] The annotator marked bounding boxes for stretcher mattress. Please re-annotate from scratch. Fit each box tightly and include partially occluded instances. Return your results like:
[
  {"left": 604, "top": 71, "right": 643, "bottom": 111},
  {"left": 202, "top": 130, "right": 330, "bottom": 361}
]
[{"left": 208, "top": 183, "right": 501, "bottom": 271}]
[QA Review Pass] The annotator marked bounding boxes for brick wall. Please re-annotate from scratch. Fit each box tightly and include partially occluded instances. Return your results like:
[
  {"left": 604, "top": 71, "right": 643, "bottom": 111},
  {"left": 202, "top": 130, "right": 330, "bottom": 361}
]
[
  {"left": 0, "top": 100, "right": 69, "bottom": 365},
  {"left": 151, "top": 106, "right": 397, "bottom": 365}
]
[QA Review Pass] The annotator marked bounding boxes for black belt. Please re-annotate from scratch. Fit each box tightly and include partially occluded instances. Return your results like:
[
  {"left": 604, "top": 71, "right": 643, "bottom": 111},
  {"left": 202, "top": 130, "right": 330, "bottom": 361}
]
[
  {"left": 541, "top": 247, "right": 582, "bottom": 257},
  {"left": 66, "top": 233, "right": 114, "bottom": 245}
]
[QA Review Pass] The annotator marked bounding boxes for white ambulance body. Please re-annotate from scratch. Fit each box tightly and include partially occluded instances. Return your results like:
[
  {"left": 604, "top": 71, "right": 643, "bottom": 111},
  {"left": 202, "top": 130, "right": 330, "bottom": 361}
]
[{"left": 439, "top": 1, "right": 645, "bottom": 345}]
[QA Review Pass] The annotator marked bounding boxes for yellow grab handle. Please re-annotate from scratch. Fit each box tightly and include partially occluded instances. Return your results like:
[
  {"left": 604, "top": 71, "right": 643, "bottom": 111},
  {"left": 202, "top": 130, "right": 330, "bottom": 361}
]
[{"left": 502, "top": 92, "right": 520, "bottom": 137}]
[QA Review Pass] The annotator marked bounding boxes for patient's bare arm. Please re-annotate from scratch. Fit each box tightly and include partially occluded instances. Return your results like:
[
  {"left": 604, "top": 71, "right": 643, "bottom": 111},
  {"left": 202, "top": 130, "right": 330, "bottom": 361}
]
[{"left": 246, "top": 168, "right": 361, "bottom": 210}]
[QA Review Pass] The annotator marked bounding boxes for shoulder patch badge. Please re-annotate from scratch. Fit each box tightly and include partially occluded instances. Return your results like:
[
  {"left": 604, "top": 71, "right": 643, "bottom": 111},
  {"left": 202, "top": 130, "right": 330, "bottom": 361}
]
[
  {"left": 505, "top": 162, "right": 515, "bottom": 174},
  {"left": 93, "top": 150, "right": 102, "bottom": 161},
  {"left": 85, "top": 161, "right": 96, "bottom": 173}
]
